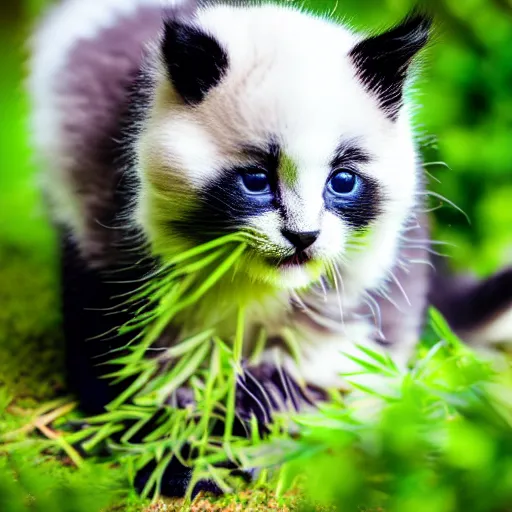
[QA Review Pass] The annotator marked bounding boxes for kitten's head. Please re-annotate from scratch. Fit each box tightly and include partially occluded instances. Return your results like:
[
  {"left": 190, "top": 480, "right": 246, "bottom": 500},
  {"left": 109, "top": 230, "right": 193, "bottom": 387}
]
[{"left": 135, "top": 4, "right": 431, "bottom": 294}]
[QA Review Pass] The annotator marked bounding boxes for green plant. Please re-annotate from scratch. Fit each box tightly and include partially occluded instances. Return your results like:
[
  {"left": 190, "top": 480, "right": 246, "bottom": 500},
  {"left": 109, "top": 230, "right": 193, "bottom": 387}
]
[
  {"left": 50, "top": 232, "right": 265, "bottom": 501},
  {"left": 4, "top": 236, "right": 512, "bottom": 511},
  {"left": 247, "top": 310, "right": 512, "bottom": 512},
  {"left": 0, "top": 457, "right": 123, "bottom": 512}
]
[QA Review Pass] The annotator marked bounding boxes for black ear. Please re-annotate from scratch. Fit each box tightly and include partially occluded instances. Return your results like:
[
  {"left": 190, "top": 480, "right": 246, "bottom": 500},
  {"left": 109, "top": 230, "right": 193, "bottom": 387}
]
[
  {"left": 349, "top": 12, "right": 432, "bottom": 120},
  {"left": 162, "top": 20, "right": 229, "bottom": 105}
]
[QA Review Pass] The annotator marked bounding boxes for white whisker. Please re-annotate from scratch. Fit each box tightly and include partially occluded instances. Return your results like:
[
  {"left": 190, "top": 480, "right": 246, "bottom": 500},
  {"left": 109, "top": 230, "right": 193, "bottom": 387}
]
[
  {"left": 423, "top": 161, "right": 452, "bottom": 171},
  {"left": 424, "top": 170, "right": 441, "bottom": 184},
  {"left": 388, "top": 269, "right": 411, "bottom": 307},
  {"left": 376, "top": 284, "right": 404, "bottom": 313},
  {"left": 330, "top": 262, "right": 345, "bottom": 329},
  {"left": 408, "top": 258, "right": 436, "bottom": 270},
  {"left": 329, "top": 0, "right": 339, "bottom": 17},
  {"left": 363, "top": 293, "right": 384, "bottom": 338},
  {"left": 420, "top": 190, "right": 471, "bottom": 224}
]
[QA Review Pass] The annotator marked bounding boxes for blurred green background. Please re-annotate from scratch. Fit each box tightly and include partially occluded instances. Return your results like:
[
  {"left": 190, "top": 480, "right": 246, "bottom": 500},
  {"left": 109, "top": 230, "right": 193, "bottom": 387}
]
[
  {"left": 0, "top": 1, "right": 510, "bottom": 510},
  {"left": 1, "top": 0, "right": 511, "bottom": 276}
]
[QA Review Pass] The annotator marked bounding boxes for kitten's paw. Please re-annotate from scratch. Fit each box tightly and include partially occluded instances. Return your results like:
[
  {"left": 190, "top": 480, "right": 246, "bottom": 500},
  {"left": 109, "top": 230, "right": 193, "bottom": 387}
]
[
  {"left": 131, "top": 367, "right": 316, "bottom": 498},
  {"left": 134, "top": 459, "right": 252, "bottom": 498},
  {"left": 135, "top": 464, "right": 223, "bottom": 498},
  {"left": 236, "top": 362, "right": 323, "bottom": 425}
]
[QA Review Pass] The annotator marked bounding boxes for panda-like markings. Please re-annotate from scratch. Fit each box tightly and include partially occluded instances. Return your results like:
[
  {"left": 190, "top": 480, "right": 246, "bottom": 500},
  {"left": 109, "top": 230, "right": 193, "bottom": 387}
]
[{"left": 29, "top": 0, "right": 512, "bottom": 496}]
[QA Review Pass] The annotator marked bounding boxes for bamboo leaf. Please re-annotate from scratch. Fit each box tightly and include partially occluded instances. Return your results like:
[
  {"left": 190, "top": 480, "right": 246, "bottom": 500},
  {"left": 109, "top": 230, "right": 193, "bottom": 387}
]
[
  {"left": 154, "top": 342, "right": 212, "bottom": 404},
  {"left": 163, "top": 329, "right": 215, "bottom": 359}
]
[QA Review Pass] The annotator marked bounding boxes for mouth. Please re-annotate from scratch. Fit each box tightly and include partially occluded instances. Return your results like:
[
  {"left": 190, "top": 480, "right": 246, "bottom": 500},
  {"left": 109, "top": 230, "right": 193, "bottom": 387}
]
[{"left": 276, "top": 251, "right": 312, "bottom": 268}]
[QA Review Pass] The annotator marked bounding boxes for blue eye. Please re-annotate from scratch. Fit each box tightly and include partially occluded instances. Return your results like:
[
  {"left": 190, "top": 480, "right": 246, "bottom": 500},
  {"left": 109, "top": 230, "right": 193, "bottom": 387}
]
[
  {"left": 328, "top": 171, "right": 358, "bottom": 196},
  {"left": 241, "top": 172, "right": 271, "bottom": 194}
]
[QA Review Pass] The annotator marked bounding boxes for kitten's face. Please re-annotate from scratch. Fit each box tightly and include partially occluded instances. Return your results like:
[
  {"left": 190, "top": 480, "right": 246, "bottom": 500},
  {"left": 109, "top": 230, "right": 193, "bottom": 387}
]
[{"left": 136, "top": 5, "right": 429, "bottom": 293}]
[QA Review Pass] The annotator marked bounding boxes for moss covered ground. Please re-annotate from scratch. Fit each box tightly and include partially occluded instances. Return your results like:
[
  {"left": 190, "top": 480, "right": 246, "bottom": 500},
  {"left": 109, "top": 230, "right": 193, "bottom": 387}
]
[
  {"left": 0, "top": 244, "right": 305, "bottom": 507},
  {"left": 2, "top": 1, "right": 512, "bottom": 510},
  {"left": 0, "top": 249, "right": 304, "bottom": 509}
]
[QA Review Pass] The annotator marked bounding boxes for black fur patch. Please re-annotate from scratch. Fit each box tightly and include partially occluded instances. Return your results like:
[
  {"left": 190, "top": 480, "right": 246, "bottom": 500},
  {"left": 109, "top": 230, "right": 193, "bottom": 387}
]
[
  {"left": 61, "top": 230, "right": 158, "bottom": 414},
  {"left": 430, "top": 264, "right": 512, "bottom": 334},
  {"left": 172, "top": 142, "right": 281, "bottom": 243},
  {"left": 330, "top": 144, "right": 371, "bottom": 170},
  {"left": 242, "top": 141, "right": 280, "bottom": 171},
  {"left": 349, "top": 12, "right": 432, "bottom": 120},
  {"left": 162, "top": 19, "right": 229, "bottom": 105},
  {"left": 324, "top": 141, "right": 381, "bottom": 229},
  {"left": 135, "top": 459, "right": 224, "bottom": 499}
]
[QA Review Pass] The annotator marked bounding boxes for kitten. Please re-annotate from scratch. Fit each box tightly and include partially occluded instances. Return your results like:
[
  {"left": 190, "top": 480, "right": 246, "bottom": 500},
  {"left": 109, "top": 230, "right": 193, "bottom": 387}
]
[{"left": 28, "top": 0, "right": 512, "bottom": 495}]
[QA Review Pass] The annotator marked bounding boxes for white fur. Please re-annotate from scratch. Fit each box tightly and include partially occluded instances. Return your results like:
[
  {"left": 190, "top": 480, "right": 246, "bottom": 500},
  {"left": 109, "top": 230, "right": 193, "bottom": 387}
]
[
  {"left": 138, "top": 4, "right": 419, "bottom": 292},
  {"left": 134, "top": 4, "right": 423, "bottom": 388},
  {"left": 31, "top": 1, "right": 424, "bottom": 390},
  {"left": 261, "top": 320, "right": 379, "bottom": 390},
  {"left": 29, "top": 0, "right": 169, "bottom": 234}
]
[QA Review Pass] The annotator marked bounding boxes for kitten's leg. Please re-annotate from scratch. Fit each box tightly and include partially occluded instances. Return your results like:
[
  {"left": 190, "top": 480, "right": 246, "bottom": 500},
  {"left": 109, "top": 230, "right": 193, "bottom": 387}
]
[
  {"left": 236, "top": 361, "right": 324, "bottom": 425},
  {"left": 60, "top": 230, "right": 155, "bottom": 413},
  {"left": 143, "top": 362, "right": 310, "bottom": 497},
  {"left": 278, "top": 323, "right": 395, "bottom": 390},
  {"left": 61, "top": 231, "right": 325, "bottom": 495},
  {"left": 61, "top": 232, "right": 260, "bottom": 496},
  {"left": 61, "top": 231, "right": 204, "bottom": 496},
  {"left": 255, "top": 318, "right": 413, "bottom": 402}
]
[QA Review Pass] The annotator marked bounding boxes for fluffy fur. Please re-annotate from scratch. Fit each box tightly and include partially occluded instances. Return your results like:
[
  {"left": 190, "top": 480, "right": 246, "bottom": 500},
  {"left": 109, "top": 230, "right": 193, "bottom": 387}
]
[{"left": 29, "top": 0, "right": 512, "bottom": 496}]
